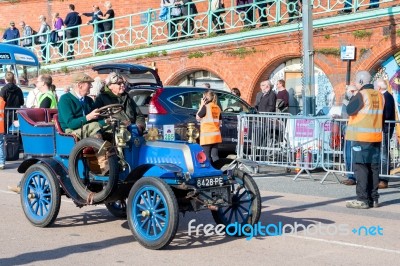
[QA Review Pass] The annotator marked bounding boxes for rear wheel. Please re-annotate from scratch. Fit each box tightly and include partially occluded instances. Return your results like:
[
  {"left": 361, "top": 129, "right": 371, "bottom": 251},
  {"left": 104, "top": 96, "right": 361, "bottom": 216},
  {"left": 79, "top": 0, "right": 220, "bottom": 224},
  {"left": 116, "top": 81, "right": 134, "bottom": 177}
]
[
  {"left": 212, "top": 169, "right": 261, "bottom": 228},
  {"left": 20, "top": 164, "right": 61, "bottom": 227},
  {"left": 127, "top": 177, "right": 179, "bottom": 250}
]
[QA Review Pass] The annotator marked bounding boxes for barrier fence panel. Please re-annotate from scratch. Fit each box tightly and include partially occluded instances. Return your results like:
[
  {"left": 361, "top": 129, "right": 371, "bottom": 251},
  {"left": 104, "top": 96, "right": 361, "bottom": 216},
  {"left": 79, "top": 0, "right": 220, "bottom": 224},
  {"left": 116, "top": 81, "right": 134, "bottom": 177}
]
[
  {"left": 237, "top": 113, "right": 400, "bottom": 184},
  {"left": 4, "top": 108, "right": 22, "bottom": 135},
  {"left": 320, "top": 119, "right": 400, "bottom": 184},
  {"left": 236, "top": 113, "right": 329, "bottom": 180},
  {"left": 320, "top": 118, "right": 349, "bottom": 184}
]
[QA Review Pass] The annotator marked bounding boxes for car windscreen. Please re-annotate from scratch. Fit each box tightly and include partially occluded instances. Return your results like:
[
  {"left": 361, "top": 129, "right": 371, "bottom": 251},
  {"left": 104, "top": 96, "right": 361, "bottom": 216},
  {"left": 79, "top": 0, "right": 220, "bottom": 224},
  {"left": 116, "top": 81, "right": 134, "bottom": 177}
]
[
  {"left": 169, "top": 91, "right": 250, "bottom": 113},
  {"left": 124, "top": 71, "right": 158, "bottom": 85}
]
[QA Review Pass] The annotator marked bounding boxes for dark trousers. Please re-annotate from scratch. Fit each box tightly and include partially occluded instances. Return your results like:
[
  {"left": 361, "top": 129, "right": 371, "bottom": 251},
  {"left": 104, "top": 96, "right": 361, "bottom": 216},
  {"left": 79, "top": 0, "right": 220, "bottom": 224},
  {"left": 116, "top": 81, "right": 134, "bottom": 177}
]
[
  {"left": 182, "top": 16, "right": 195, "bottom": 37},
  {"left": 352, "top": 141, "right": 380, "bottom": 203},
  {"left": 65, "top": 28, "right": 78, "bottom": 58},
  {"left": 40, "top": 43, "right": 48, "bottom": 62},
  {"left": 257, "top": 1, "right": 270, "bottom": 26},
  {"left": 344, "top": 140, "right": 354, "bottom": 180},
  {"left": 202, "top": 143, "right": 219, "bottom": 163},
  {"left": 168, "top": 16, "right": 181, "bottom": 40},
  {"left": 369, "top": 0, "right": 379, "bottom": 8},
  {"left": 212, "top": 12, "right": 225, "bottom": 33},
  {"left": 287, "top": 0, "right": 300, "bottom": 22},
  {"left": 381, "top": 129, "right": 394, "bottom": 180}
]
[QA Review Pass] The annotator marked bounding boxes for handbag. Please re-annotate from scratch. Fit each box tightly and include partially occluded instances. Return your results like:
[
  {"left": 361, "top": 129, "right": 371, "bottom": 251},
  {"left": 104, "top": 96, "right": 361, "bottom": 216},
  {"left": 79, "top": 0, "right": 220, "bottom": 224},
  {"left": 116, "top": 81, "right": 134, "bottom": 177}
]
[
  {"left": 170, "top": 6, "right": 182, "bottom": 17},
  {"left": 159, "top": 6, "right": 170, "bottom": 21},
  {"left": 58, "top": 26, "right": 65, "bottom": 37}
]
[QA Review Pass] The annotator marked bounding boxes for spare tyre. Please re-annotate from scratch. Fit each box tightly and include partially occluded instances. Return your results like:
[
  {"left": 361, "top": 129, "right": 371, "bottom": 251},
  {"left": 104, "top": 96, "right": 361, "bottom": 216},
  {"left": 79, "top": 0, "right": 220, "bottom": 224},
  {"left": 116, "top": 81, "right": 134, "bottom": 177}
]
[{"left": 68, "top": 137, "right": 119, "bottom": 204}]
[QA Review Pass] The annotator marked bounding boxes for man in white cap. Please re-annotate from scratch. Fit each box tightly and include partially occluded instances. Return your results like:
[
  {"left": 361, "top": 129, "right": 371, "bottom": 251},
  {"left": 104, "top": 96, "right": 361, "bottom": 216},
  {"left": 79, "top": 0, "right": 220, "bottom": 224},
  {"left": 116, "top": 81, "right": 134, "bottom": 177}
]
[{"left": 345, "top": 70, "right": 384, "bottom": 209}]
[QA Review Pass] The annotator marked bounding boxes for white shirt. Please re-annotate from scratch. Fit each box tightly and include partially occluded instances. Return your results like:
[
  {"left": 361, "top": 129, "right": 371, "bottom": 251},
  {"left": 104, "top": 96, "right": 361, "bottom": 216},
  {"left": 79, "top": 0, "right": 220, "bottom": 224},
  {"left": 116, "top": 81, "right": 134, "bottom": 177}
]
[{"left": 26, "top": 87, "right": 42, "bottom": 108}]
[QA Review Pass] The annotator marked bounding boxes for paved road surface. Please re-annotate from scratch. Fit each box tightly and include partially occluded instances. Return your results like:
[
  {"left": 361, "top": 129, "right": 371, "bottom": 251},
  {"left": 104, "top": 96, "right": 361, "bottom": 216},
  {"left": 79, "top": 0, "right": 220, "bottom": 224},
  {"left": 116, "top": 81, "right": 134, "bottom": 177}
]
[{"left": 0, "top": 161, "right": 399, "bottom": 265}]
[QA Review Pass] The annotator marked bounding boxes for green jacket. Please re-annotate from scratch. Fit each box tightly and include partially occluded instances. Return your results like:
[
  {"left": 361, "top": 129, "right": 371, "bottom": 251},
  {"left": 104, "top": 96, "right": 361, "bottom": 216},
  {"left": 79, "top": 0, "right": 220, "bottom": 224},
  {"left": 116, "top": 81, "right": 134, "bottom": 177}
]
[{"left": 58, "top": 91, "right": 105, "bottom": 131}]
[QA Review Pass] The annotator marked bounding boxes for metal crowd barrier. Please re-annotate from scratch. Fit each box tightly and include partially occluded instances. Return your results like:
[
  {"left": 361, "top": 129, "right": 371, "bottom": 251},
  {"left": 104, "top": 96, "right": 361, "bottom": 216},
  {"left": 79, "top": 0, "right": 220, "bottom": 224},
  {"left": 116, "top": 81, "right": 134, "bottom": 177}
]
[
  {"left": 4, "top": 108, "right": 22, "bottom": 135},
  {"left": 235, "top": 113, "right": 400, "bottom": 184}
]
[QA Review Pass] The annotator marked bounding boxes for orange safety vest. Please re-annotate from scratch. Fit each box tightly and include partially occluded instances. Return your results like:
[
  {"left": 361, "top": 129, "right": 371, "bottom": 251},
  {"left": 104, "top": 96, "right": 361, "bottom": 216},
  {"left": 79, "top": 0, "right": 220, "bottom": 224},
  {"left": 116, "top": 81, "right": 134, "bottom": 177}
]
[
  {"left": 0, "top": 97, "right": 5, "bottom": 134},
  {"left": 345, "top": 89, "right": 384, "bottom": 142},
  {"left": 200, "top": 103, "right": 222, "bottom": 145}
]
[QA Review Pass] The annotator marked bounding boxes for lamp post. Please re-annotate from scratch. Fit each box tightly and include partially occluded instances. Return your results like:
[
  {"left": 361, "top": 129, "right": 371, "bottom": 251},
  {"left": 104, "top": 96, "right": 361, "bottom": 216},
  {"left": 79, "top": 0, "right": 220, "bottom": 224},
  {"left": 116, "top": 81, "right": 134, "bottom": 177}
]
[{"left": 302, "top": 0, "right": 315, "bottom": 116}]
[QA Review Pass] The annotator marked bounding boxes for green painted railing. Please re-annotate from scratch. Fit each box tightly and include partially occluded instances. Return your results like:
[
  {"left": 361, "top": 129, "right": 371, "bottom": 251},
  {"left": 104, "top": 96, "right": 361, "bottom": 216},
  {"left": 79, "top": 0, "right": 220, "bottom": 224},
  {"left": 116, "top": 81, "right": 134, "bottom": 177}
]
[{"left": 3, "top": 0, "right": 397, "bottom": 68}]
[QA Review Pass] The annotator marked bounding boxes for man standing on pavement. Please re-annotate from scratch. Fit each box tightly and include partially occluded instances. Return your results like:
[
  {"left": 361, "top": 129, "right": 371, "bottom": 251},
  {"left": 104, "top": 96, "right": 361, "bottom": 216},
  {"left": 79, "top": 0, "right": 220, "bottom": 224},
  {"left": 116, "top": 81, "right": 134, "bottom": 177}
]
[
  {"left": 345, "top": 70, "right": 384, "bottom": 209},
  {"left": 254, "top": 79, "right": 276, "bottom": 112},
  {"left": 375, "top": 78, "right": 395, "bottom": 189},
  {"left": 276, "top": 79, "right": 289, "bottom": 112}
]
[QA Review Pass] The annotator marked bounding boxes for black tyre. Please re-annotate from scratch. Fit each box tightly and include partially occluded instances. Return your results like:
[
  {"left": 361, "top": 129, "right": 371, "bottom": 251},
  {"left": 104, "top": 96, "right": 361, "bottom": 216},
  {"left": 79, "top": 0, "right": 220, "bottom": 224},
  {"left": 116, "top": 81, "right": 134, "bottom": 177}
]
[
  {"left": 20, "top": 164, "right": 61, "bottom": 227},
  {"left": 105, "top": 200, "right": 127, "bottom": 218},
  {"left": 69, "top": 138, "right": 119, "bottom": 204},
  {"left": 212, "top": 169, "right": 261, "bottom": 227},
  {"left": 127, "top": 177, "right": 179, "bottom": 250}
]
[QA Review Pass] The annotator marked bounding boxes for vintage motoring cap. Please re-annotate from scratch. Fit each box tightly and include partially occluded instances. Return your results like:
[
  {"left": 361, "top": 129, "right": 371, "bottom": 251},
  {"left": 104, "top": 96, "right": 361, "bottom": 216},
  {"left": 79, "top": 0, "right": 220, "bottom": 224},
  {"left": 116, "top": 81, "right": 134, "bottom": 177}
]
[
  {"left": 10, "top": 21, "right": 15, "bottom": 25},
  {"left": 73, "top": 73, "right": 94, "bottom": 83}
]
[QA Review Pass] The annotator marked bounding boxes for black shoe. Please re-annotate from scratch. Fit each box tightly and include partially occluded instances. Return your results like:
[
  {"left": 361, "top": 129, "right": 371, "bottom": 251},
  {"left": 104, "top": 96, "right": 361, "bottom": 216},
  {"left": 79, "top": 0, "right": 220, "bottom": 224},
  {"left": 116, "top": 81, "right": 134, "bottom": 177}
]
[
  {"left": 338, "top": 9, "right": 351, "bottom": 14},
  {"left": 260, "top": 23, "right": 269, "bottom": 28},
  {"left": 366, "top": 6, "right": 379, "bottom": 10},
  {"left": 368, "top": 200, "right": 379, "bottom": 208}
]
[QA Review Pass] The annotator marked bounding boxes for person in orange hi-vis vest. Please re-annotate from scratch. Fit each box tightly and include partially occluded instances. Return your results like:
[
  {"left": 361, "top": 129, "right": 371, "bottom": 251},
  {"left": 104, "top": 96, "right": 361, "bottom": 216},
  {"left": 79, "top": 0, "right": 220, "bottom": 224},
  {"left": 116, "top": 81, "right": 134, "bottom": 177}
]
[
  {"left": 345, "top": 70, "right": 384, "bottom": 209},
  {"left": 0, "top": 96, "right": 6, "bottom": 169},
  {"left": 196, "top": 90, "right": 222, "bottom": 164}
]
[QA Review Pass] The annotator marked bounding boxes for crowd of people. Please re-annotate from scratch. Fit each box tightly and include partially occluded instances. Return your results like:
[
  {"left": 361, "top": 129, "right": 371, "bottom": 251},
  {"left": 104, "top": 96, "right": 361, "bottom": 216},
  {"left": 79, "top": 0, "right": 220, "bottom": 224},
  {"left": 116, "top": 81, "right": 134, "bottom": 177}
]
[
  {"left": 2, "top": 2, "right": 115, "bottom": 61},
  {"left": 2, "top": 0, "right": 389, "bottom": 61}
]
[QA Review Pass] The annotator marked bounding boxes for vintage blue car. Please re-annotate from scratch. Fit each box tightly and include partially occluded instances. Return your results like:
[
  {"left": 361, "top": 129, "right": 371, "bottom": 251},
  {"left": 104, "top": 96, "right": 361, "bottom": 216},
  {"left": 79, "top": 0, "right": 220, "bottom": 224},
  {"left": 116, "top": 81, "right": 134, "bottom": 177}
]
[{"left": 16, "top": 64, "right": 261, "bottom": 250}]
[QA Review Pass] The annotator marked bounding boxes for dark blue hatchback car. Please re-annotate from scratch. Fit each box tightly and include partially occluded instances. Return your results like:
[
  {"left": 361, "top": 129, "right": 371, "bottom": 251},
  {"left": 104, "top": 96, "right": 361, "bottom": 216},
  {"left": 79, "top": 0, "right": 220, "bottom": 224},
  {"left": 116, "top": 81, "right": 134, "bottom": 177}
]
[
  {"left": 93, "top": 64, "right": 254, "bottom": 155},
  {"left": 145, "top": 86, "right": 253, "bottom": 154}
]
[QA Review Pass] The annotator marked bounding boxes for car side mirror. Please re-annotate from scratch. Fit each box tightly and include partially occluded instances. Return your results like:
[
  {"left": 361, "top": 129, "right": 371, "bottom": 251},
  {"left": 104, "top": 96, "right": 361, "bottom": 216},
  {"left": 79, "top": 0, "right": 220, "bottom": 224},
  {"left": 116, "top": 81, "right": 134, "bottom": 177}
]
[{"left": 249, "top": 107, "right": 258, "bottom": 114}]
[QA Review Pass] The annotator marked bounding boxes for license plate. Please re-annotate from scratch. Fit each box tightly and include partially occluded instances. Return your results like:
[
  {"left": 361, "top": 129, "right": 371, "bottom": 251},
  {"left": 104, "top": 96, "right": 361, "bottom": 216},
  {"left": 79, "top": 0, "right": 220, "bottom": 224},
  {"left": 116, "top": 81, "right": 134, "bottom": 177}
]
[{"left": 196, "top": 176, "right": 224, "bottom": 188}]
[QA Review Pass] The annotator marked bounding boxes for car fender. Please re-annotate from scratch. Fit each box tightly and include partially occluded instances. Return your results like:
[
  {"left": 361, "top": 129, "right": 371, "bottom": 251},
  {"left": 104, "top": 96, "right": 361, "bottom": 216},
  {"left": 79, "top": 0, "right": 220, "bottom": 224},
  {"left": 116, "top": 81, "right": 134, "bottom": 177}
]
[
  {"left": 125, "top": 163, "right": 183, "bottom": 184},
  {"left": 18, "top": 158, "right": 88, "bottom": 206}
]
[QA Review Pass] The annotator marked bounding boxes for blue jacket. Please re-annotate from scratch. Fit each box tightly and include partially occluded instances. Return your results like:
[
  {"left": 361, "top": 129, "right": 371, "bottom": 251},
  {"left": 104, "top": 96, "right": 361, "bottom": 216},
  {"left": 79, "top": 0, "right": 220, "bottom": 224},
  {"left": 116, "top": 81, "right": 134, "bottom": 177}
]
[{"left": 2, "top": 28, "right": 20, "bottom": 45}]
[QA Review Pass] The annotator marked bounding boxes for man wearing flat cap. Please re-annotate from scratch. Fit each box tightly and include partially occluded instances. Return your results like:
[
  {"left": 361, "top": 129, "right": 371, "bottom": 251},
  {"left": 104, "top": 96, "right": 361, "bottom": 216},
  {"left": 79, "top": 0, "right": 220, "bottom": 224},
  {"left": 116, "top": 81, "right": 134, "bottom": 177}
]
[
  {"left": 58, "top": 73, "right": 105, "bottom": 139},
  {"left": 2, "top": 21, "right": 20, "bottom": 45}
]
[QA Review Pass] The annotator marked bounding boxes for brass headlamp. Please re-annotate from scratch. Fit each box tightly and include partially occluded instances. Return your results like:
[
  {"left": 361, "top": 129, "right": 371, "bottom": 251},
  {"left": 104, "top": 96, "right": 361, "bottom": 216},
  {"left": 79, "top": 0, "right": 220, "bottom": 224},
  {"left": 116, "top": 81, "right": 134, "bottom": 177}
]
[{"left": 186, "top": 123, "right": 199, "bottom": 143}]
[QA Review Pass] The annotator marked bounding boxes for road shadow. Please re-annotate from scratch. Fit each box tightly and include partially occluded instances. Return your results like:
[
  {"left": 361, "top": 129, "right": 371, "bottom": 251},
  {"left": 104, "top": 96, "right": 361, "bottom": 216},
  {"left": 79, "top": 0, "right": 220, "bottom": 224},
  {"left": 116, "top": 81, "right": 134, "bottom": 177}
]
[
  {"left": 52, "top": 209, "right": 120, "bottom": 228},
  {"left": 0, "top": 235, "right": 134, "bottom": 266}
]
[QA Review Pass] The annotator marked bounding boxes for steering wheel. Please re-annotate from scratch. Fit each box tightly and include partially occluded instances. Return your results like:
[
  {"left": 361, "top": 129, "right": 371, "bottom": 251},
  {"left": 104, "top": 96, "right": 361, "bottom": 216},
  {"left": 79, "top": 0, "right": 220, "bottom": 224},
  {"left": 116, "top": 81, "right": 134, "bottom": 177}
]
[
  {"left": 224, "top": 107, "right": 235, "bottom": 112},
  {"left": 98, "top": 104, "right": 123, "bottom": 118}
]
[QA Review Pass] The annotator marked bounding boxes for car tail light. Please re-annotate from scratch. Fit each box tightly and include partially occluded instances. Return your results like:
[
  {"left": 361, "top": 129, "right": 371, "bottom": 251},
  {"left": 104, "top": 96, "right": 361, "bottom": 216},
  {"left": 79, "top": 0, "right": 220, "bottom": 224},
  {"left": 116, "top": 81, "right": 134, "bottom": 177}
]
[
  {"left": 149, "top": 88, "right": 167, "bottom": 114},
  {"left": 196, "top": 151, "right": 207, "bottom": 164}
]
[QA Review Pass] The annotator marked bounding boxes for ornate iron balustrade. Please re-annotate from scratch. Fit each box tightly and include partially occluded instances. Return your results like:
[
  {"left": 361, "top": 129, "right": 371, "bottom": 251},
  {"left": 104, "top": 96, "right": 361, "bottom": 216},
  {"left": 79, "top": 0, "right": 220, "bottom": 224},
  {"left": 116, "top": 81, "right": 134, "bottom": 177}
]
[{"left": 3, "top": 0, "right": 397, "bottom": 64}]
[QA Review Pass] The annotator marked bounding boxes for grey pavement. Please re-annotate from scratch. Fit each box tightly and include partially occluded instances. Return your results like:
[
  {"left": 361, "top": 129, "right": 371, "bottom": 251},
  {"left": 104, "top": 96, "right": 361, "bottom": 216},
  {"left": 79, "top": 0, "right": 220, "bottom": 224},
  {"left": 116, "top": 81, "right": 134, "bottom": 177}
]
[{"left": 0, "top": 160, "right": 399, "bottom": 265}]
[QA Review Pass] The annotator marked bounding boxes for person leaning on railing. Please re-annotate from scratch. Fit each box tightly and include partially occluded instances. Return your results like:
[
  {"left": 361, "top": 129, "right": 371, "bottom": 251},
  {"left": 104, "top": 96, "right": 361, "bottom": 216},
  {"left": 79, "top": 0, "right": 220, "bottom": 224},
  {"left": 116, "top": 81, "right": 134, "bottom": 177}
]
[
  {"left": 37, "top": 15, "right": 51, "bottom": 62},
  {"left": 64, "top": 4, "right": 82, "bottom": 60},
  {"left": 211, "top": 0, "right": 226, "bottom": 34},
  {"left": 52, "top": 12, "right": 65, "bottom": 59},
  {"left": 97, "top": 1, "right": 115, "bottom": 50},
  {"left": 19, "top": 21, "right": 33, "bottom": 48}
]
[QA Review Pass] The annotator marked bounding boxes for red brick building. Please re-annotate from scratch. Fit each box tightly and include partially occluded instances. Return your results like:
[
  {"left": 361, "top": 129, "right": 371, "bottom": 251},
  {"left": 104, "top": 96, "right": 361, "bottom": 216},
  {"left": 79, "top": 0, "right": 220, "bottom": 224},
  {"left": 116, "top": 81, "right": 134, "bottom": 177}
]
[{"left": 1, "top": 1, "right": 399, "bottom": 110}]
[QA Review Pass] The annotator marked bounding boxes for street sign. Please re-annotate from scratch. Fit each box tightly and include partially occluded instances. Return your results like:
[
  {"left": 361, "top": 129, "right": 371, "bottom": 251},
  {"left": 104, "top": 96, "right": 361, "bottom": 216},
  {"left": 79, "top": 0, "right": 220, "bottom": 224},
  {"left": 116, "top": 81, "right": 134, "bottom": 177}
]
[{"left": 341, "top": 46, "right": 355, "bottom": 60}]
